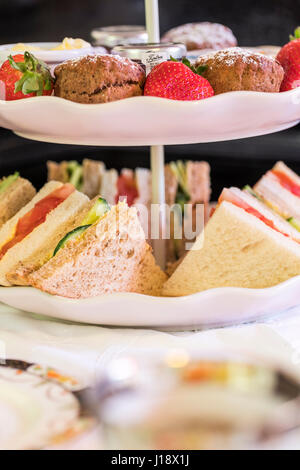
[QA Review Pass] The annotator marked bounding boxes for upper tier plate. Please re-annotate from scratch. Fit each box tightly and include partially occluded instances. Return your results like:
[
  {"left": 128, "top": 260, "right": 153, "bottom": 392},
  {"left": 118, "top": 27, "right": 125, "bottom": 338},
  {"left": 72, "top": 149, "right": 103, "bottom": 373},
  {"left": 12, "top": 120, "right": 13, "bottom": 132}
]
[{"left": 0, "top": 89, "right": 300, "bottom": 146}]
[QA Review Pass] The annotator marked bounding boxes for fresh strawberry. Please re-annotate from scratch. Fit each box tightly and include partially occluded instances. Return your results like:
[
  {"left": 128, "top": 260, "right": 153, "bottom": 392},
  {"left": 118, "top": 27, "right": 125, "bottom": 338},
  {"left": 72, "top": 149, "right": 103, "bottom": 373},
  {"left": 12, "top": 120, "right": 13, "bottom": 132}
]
[
  {"left": 277, "top": 27, "right": 300, "bottom": 92},
  {"left": 280, "top": 67, "right": 300, "bottom": 92},
  {"left": 0, "top": 52, "right": 54, "bottom": 101},
  {"left": 144, "top": 58, "right": 214, "bottom": 101}
]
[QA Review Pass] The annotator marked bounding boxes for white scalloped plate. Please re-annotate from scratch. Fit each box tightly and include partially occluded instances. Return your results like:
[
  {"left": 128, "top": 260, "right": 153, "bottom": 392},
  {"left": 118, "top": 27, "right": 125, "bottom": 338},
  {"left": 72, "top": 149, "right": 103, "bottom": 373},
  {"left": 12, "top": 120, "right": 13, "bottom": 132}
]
[
  {"left": 0, "top": 276, "right": 299, "bottom": 330},
  {"left": 0, "top": 90, "right": 300, "bottom": 146}
]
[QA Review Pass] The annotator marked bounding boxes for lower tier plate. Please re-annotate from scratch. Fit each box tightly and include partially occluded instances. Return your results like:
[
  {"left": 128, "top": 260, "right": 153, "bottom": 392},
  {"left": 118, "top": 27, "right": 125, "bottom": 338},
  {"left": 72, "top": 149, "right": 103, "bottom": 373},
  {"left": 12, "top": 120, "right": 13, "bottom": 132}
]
[
  {"left": 0, "top": 276, "right": 299, "bottom": 330},
  {"left": 0, "top": 90, "right": 299, "bottom": 146}
]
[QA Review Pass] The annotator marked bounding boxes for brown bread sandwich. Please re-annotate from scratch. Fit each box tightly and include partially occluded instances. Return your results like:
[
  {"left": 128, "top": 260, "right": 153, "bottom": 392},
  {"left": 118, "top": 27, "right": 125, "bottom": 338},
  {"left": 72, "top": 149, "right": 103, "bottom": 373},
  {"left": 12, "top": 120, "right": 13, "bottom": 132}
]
[
  {"left": 0, "top": 173, "right": 36, "bottom": 228},
  {"left": 27, "top": 200, "right": 167, "bottom": 298}
]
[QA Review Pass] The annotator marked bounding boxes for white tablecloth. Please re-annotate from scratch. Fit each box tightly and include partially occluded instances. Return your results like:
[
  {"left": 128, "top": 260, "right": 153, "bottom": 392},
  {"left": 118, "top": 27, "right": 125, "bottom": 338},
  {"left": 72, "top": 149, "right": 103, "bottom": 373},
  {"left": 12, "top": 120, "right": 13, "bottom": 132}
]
[{"left": 1, "top": 302, "right": 300, "bottom": 449}]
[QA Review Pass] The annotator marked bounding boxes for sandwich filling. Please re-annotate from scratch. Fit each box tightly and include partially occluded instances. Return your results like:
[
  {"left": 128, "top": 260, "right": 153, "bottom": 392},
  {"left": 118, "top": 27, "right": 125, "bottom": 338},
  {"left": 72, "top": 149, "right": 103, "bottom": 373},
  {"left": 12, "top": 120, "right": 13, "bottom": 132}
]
[
  {"left": 67, "top": 161, "right": 83, "bottom": 190},
  {"left": 0, "top": 172, "right": 19, "bottom": 194},
  {"left": 271, "top": 169, "right": 300, "bottom": 197},
  {"left": 0, "top": 184, "right": 75, "bottom": 260},
  {"left": 53, "top": 197, "right": 110, "bottom": 257},
  {"left": 170, "top": 161, "right": 190, "bottom": 212},
  {"left": 219, "top": 188, "right": 299, "bottom": 243},
  {"left": 115, "top": 173, "right": 139, "bottom": 207}
]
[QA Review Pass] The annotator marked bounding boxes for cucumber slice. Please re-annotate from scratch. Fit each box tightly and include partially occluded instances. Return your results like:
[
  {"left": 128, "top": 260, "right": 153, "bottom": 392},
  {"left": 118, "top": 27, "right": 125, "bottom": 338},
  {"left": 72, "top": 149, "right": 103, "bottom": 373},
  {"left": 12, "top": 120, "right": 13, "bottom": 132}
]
[
  {"left": 170, "top": 161, "right": 190, "bottom": 206},
  {"left": 287, "top": 217, "right": 300, "bottom": 232},
  {"left": 67, "top": 161, "right": 83, "bottom": 190},
  {"left": 175, "top": 190, "right": 190, "bottom": 216},
  {"left": 53, "top": 198, "right": 110, "bottom": 257},
  {"left": 69, "top": 166, "right": 83, "bottom": 190},
  {"left": 67, "top": 161, "right": 80, "bottom": 173},
  {"left": 53, "top": 225, "right": 91, "bottom": 257},
  {"left": 177, "top": 161, "right": 188, "bottom": 193},
  {"left": 243, "top": 185, "right": 263, "bottom": 202},
  {"left": 174, "top": 237, "right": 182, "bottom": 260},
  {"left": 81, "top": 197, "right": 110, "bottom": 226},
  {"left": 0, "top": 172, "right": 19, "bottom": 194}
]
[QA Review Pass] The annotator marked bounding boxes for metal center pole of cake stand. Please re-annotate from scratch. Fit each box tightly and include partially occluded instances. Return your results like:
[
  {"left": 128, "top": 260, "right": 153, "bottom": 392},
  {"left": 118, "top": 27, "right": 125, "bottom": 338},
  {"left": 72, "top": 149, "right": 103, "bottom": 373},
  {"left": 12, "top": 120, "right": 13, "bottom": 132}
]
[{"left": 145, "top": 0, "right": 166, "bottom": 269}]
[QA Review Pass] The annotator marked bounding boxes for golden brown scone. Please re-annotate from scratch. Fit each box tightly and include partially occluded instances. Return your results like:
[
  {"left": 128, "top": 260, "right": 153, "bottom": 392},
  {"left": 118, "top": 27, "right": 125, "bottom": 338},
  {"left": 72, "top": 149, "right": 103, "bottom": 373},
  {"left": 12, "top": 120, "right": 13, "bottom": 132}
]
[
  {"left": 195, "top": 47, "right": 284, "bottom": 95},
  {"left": 162, "top": 22, "right": 237, "bottom": 51},
  {"left": 54, "top": 55, "right": 146, "bottom": 104}
]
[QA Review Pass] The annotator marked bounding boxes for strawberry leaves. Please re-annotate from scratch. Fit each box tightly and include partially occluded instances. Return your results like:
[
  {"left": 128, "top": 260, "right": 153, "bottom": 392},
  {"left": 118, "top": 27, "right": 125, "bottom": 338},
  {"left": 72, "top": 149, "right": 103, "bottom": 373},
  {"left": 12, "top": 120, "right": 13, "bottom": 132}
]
[
  {"left": 8, "top": 51, "right": 54, "bottom": 97},
  {"left": 290, "top": 26, "right": 300, "bottom": 42},
  {"left": 170, "top": 56, "right": 207, "bottom": 76}
]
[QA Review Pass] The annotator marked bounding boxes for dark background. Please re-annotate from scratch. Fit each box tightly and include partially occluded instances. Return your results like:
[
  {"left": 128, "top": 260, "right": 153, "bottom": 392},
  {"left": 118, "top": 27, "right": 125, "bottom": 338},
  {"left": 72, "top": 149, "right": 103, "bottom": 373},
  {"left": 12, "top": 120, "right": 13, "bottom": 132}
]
[{"left": 1, "top": 0, "right": 300, "bottom": 198}]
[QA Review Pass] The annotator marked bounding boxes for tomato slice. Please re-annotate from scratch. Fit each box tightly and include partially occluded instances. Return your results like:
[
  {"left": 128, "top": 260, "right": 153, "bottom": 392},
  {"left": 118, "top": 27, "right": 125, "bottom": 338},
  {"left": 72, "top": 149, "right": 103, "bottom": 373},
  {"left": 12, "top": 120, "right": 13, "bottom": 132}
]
[
  {"left": 244, "top": 206, "right": 289, "bottom": 237},
  {"left": 218, "top": 189, "right": 293, "bottom": 240},
  {"left": 0, "top": 184, "right": 74, "bottom": 260},
  {"left": 272, "top": 170, "right": 300, "bottom": 197},
  {"left": 115, "top": 174, "right": 139, "bottom": 207}
]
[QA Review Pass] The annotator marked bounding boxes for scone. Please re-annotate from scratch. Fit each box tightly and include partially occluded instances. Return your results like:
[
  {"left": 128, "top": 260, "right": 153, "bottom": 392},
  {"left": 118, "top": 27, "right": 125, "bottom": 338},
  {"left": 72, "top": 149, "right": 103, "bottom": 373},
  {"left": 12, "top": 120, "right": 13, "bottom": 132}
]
[
  {"left": 162, "top": 22, "right": 237, "bottom": 51},
  {"left": 54, "top": 55, "right": 146, "bottom": 104},
  {"left": 195, "top": 47, "right": 284, "bottom": 94}
]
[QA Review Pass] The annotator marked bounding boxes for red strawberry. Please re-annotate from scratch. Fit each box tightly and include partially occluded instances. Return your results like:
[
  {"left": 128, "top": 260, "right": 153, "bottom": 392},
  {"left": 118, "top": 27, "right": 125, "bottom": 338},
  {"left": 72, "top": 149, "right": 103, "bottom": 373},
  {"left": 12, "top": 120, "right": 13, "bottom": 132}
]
[
  {"left": 280, "top": 68, "right": 300, "bottom": 92},
  {"left": 0, "top": 52, "right": 54, "bottom": 101},
  {"left": 277, "top": 27, "right": 300, "bottom": 92},
  {"left": 144, "top": 58, "right": 214, "bottom": 101}
]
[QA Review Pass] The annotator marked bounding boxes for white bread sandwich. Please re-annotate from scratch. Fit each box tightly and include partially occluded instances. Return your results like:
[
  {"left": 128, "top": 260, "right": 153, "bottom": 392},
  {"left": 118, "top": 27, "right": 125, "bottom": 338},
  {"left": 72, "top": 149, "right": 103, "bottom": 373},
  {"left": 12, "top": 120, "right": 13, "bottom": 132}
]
[
  {"left": 0, "top": 181, "right": 89, "bottom": 286},
  {"left": 48, "top": 160, "right": 152, "bottom": 238},
  {"left": 95, "top": 166, "right": 151, "bottom": 209},
  {"left": 165, "top": 160, "right": 211, "bottom": 262},
  {"left": 113, "top": 168, "right": 152, "bottom": 238},
  {"left": 82, "top": 159, "right": 106, "bottom": 199},
  {"left": 47, "top": 160, "right": 151, "bottom": 209},
  {"left": 100, "top": 168, "right": 118, "bottom": 205},
  {"left": 8, "top": 196, "right": 102, "bottom": 286},
  {"left": 47, "top": 159, "right": 105, "bottom": 198},
  {"left": 0, "top": 173, "right": 36, "bottom": 228},
  {"left": 47, "top": 159, "right": 210, "bottom": 246},
  {"left": 27, "top": 200, "right": 167, "bottom": 298},
  {"left": 163, "top": 187, "right": 300, "bottom": 297},
  {"left": 165, "top": 160, "right": 211, "bottom": 213},
  {"left": 254, "top": 161, "right": 300, "bottom": 230}
]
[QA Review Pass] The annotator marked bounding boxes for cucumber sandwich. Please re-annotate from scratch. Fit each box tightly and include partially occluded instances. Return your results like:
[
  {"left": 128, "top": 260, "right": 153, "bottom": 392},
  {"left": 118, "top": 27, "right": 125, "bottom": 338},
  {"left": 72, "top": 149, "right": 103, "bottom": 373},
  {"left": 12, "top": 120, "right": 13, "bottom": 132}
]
[{"left": 7, "top": 192, "right": 166, "bottom": 298}]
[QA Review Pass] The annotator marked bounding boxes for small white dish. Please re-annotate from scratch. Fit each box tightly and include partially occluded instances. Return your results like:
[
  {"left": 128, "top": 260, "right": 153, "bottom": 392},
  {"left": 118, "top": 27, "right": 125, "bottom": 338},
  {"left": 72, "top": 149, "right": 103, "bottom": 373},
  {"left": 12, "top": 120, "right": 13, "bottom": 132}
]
[
  {"left": 0, "top": 42, "right": 94, "bottom": 65},
  {"left": 0, "top": 361, "right": 82, "bottom": 450},
  {"left": 0, "top": 89, "right": 299, "bottom": 146},
  {"left": 0, "top": 275, "right": 299, "bottom": 330}
]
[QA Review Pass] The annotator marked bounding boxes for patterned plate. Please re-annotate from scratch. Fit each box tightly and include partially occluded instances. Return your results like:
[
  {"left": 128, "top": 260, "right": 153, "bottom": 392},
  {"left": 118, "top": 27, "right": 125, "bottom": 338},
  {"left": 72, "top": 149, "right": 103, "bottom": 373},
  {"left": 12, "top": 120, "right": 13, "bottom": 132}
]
[{"left": 0, "top": 360, "right": 90, "bottom": 450}]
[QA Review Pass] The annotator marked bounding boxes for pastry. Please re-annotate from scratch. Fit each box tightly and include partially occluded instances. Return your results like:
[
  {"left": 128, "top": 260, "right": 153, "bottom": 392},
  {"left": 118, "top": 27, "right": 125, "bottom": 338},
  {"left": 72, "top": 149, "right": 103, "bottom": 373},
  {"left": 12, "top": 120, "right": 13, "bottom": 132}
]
[
  {"left": 195, "top": 47, "right": 284, "bottom": 94},
  {"left": 54, "top": 54, "right": 146, "bottom": 104},
  {"left": 162, "top": 22, "right": 237, "bottom": 51}
]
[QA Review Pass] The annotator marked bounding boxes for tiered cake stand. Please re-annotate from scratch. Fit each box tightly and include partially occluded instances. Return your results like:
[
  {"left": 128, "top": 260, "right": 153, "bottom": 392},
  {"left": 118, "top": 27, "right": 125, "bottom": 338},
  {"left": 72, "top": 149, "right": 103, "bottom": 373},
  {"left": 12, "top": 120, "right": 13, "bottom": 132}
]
[{"left": 0, "top": 0, "right": 299, "bottom": 329}]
